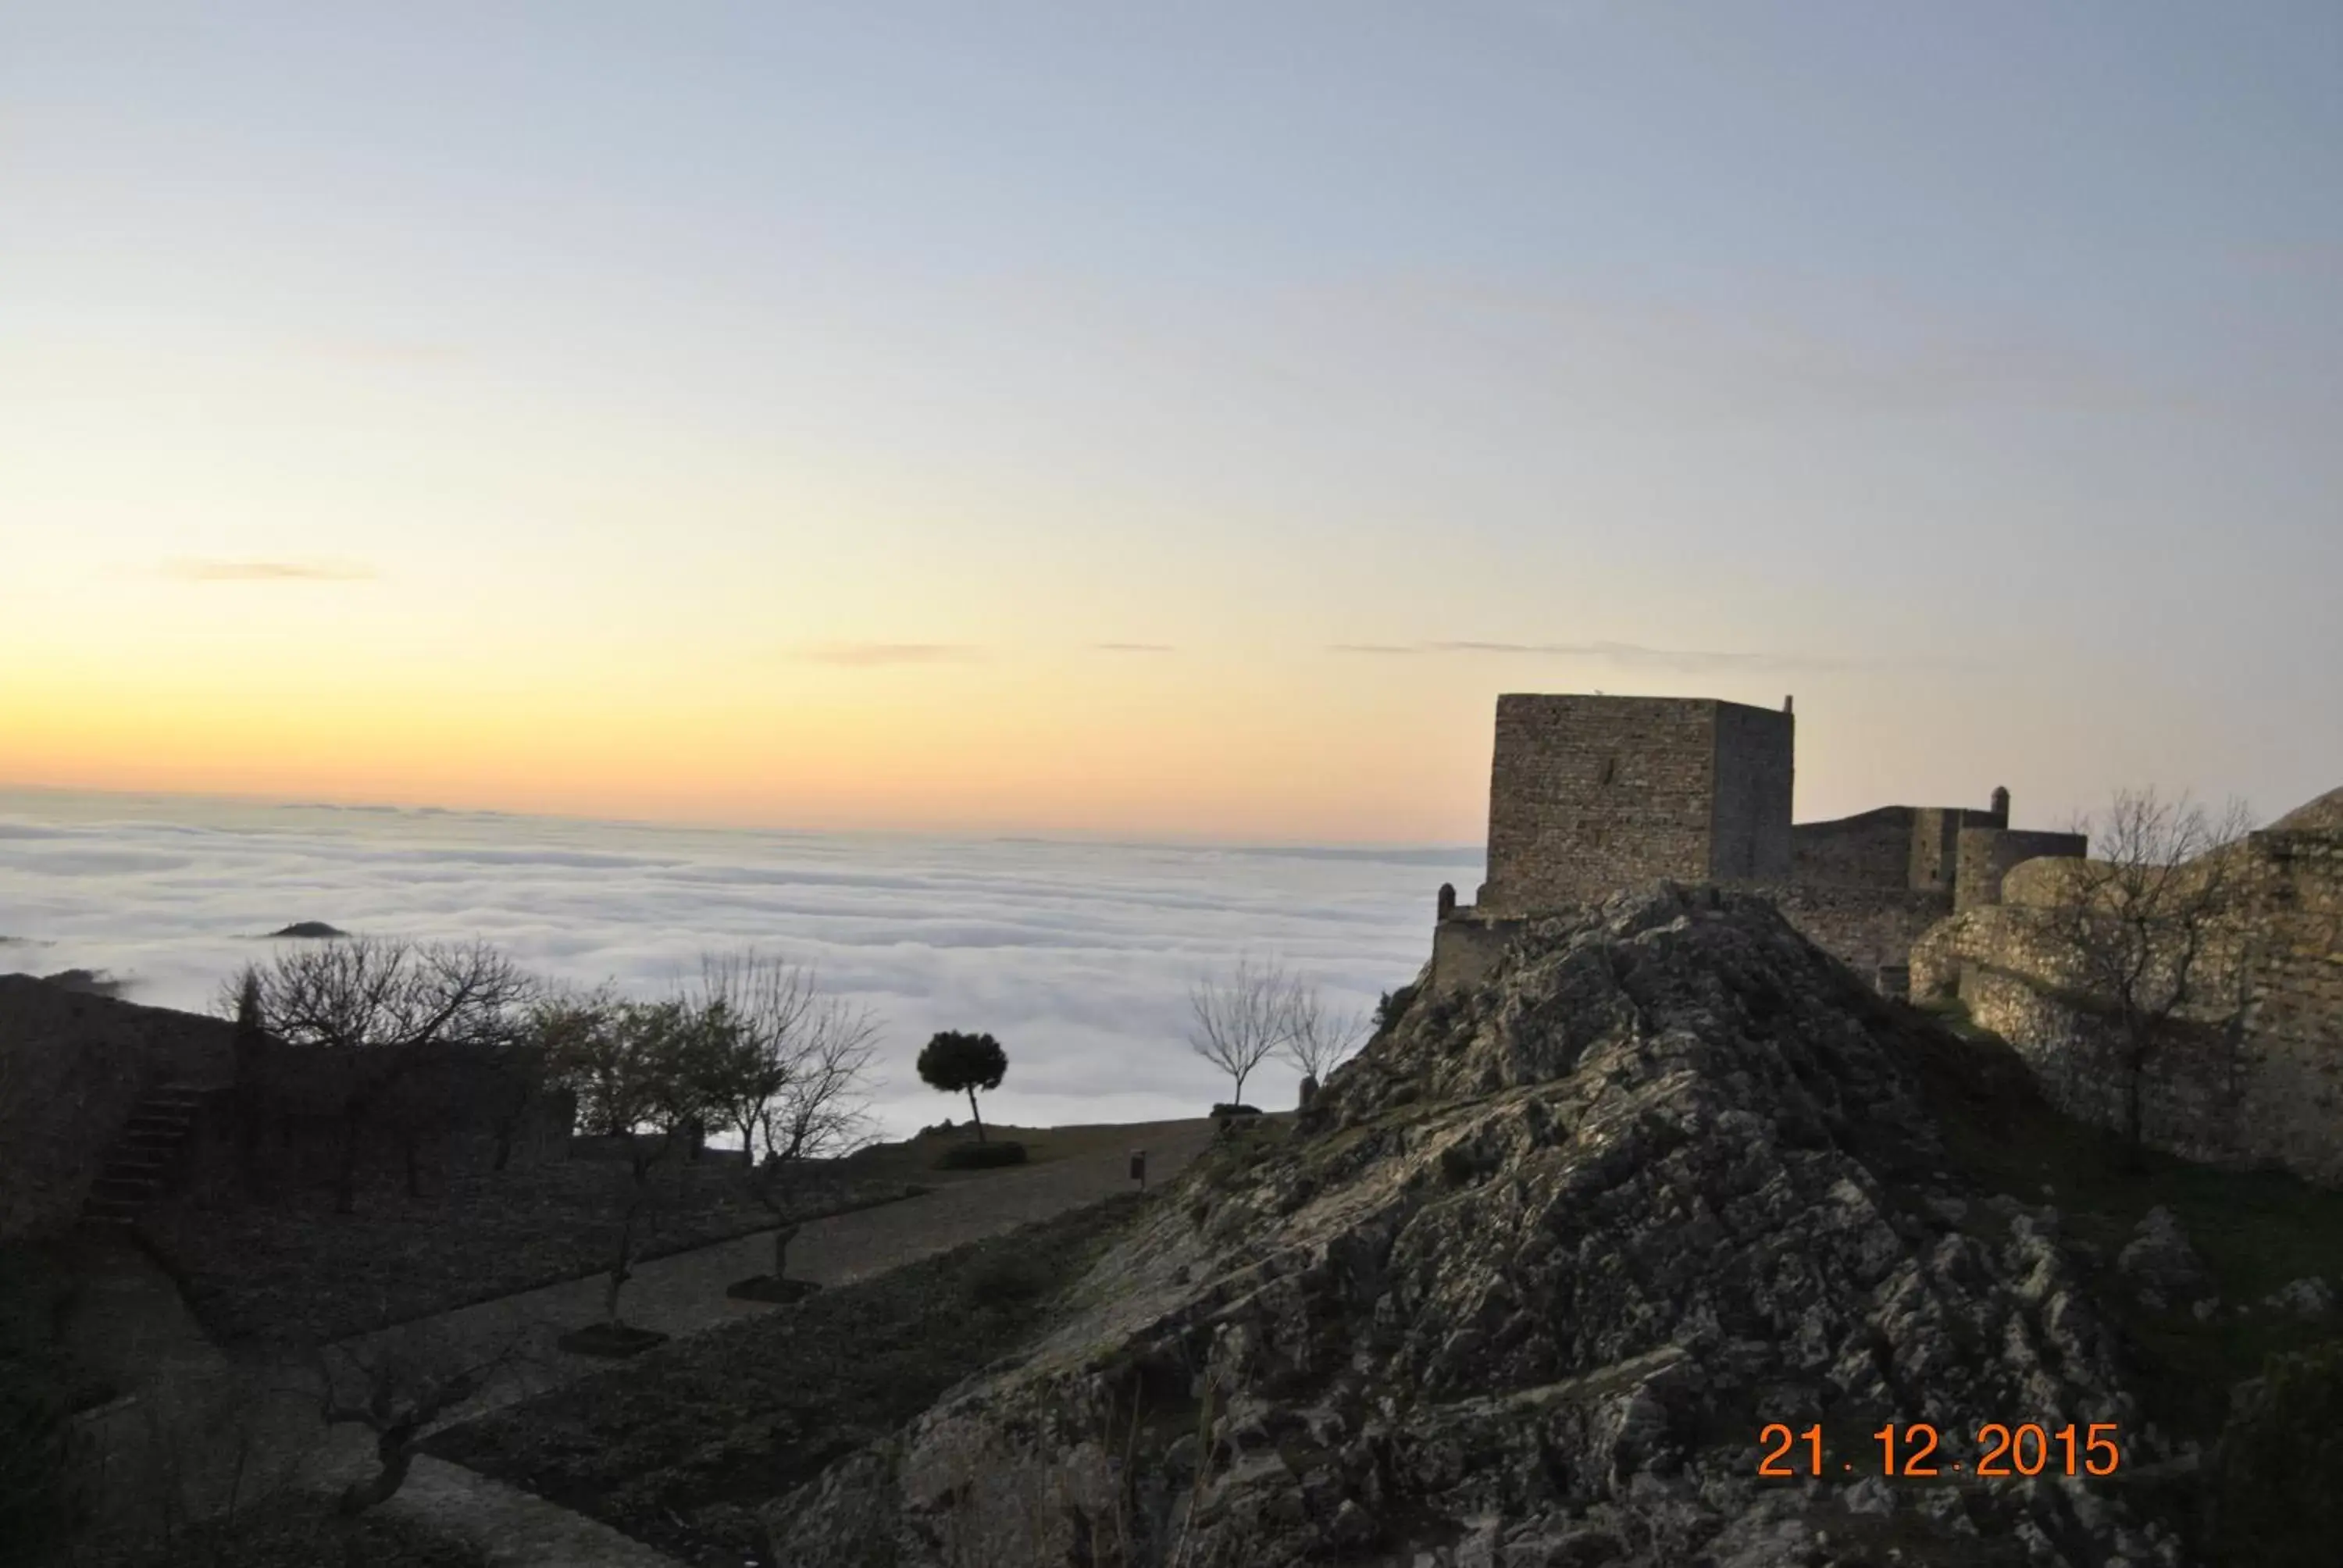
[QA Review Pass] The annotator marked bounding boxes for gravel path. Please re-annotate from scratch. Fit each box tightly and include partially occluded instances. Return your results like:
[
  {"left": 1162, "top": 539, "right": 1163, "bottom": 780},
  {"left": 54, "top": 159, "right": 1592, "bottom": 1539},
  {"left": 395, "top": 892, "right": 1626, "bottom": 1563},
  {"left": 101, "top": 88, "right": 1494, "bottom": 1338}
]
[{"left": 66, "top": 1119, "right": 1218, "bottom": 1567}]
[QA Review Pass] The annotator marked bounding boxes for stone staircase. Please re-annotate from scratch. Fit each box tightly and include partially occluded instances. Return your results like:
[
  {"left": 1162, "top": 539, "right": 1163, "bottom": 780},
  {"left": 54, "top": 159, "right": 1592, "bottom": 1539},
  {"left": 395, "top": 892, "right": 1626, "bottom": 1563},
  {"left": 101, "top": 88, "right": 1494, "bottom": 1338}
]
[{"left": 82, "top": 1082, "right": 209, "bottom": 1227}]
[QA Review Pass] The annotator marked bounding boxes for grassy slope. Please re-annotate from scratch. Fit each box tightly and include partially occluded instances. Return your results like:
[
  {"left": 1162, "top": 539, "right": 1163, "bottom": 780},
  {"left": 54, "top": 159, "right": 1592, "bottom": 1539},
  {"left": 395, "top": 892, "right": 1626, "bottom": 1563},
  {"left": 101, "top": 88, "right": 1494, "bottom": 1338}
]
[
  {"left": 840, "top": 1117, "right": 1221, "bottom": 1183},
  {"left": 1910, "top": 1000, "right": 2343, "bottom": 1443},
  {"left": 139, "top": 1161, "right": 915, "bottom": 1345},
  {"left": 423, "top": 1192, "right": 1150, "bottom": 1566}
]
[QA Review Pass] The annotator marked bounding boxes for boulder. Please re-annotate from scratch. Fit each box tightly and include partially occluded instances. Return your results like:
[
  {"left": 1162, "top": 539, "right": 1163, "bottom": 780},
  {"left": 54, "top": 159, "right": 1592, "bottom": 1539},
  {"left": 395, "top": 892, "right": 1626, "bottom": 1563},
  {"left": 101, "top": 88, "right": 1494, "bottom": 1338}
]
[{"left": 2118, "top": 1206, "right": 2216, "bottom": 1312}]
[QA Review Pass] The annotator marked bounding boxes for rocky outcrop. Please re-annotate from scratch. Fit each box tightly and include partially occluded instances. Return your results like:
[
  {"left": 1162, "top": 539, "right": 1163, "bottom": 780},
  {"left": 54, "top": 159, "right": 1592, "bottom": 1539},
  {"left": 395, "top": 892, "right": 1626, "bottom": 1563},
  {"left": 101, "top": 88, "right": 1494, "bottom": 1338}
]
[
  {"left": 765, "top": 886, "right": 2189, "bottom": 1566},
  {"left": 2116, "top": 1208, "right": 2215, "bottom": 1315}
]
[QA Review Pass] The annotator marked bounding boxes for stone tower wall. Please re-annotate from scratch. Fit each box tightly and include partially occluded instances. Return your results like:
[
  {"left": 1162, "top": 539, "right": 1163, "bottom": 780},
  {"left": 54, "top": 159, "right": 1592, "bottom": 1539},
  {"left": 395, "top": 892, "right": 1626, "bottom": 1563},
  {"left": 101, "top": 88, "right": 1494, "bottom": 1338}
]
[
  {"left": 1481, "top": 696, "right": 1719, "bottom": 912},
  {"left": 1953, "top": 826, "right": 2091, "bottom": 913},
  {"left": 1711, "top": 700, "right": 1796, "bottom": 882}
]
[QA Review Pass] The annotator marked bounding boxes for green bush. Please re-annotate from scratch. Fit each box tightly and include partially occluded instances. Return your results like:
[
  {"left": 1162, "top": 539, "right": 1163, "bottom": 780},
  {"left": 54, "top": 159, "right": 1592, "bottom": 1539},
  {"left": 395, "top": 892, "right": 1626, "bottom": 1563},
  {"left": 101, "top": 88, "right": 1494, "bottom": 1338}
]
[
  {"left": 934, "top": 1139, "right": 1028, "bottom": 1171},
  {"left": 2213, "top": 1340, "right": 2343, "bottom": 1566}
]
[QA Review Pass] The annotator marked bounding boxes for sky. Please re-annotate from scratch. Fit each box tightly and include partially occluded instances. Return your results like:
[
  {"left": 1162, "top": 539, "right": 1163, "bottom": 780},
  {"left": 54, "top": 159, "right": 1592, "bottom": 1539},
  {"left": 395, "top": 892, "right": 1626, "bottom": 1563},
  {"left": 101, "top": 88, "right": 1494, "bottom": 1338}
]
[
  {"left": 4, "top": 2, "right": 2338, "bottom": 840},
  {"left": 0, "top": 789, "right": 1454, "bottom": 1135}
]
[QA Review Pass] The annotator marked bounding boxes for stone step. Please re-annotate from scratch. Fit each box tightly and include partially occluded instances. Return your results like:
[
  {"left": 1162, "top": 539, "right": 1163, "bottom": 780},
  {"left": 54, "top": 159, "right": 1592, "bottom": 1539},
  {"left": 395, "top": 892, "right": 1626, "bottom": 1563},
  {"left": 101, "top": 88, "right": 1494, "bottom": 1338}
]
[
  {"left": 83, "top": 1196, "right": 144, "bottom": 1221},
  {"left": 119, "top": 1128, "right": 186, "bottom": 1152},
  {"left": 123, "top": 1113, "right": 192, "bottom": 1136},
  {"left": 99, "top": 1155, "right": 168, "bottom": 1179}
]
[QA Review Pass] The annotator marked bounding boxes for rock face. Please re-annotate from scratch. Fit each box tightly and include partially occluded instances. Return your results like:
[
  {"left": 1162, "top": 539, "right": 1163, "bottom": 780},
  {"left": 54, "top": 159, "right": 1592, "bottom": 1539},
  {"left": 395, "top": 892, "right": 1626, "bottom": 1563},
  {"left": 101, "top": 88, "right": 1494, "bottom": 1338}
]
[
  {"left": 2116, "top": 1208, "right": 2214, "bottom": 1314},
  {"left": 765, "top": 886, "right": 2186, "bottom": 1566}
]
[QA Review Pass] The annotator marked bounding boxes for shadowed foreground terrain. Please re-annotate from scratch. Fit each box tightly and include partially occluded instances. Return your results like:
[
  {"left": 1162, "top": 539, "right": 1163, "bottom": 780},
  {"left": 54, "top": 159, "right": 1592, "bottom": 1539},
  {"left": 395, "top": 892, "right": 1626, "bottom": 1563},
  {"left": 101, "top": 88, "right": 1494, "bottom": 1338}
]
[{"left": 726, "top": 885, "right": 2333, "bottom": 1566}]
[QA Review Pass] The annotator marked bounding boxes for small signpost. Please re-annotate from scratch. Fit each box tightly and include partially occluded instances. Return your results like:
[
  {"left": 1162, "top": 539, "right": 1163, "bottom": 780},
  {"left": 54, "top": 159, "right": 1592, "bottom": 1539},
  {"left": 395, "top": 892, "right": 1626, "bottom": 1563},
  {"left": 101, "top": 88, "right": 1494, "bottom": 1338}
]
[{"left": 1129, "top": 1149, "right": 1147, "bottom": 1190}]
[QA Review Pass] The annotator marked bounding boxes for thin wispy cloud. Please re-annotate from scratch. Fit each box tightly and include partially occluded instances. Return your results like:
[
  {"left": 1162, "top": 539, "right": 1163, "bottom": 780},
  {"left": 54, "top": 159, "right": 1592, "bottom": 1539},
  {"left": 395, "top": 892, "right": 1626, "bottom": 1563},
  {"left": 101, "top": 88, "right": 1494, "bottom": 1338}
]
[
  {"left": 1089, "top": 642, "right": 1175, "bottom": 654},
  {"left": 796, "top": 643, "right": 981, "bottom": 667},
  {"left": 160, "top": 558, "right": 376, "bottom": 583},
  {"left": 1431, "top": 640, "right": 1852, "bottom": 673},
  {"left": 1328, "top": 640, "right": 1853, "bottom": 673}
]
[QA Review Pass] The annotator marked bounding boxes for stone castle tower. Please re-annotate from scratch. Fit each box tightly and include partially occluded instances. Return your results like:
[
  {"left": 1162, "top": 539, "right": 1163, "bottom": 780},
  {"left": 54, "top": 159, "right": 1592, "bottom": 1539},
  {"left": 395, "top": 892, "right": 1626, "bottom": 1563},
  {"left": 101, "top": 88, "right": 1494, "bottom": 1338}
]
[{"left": 1478, "top": 693, "right": 1794, "bottom": 913}]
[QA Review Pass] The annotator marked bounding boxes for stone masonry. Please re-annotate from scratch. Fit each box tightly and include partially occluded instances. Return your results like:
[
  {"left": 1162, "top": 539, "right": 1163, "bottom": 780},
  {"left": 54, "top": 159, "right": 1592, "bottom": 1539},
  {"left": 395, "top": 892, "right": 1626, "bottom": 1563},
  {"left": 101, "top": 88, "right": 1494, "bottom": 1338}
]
[
  {"left": 1913, "top": 789, "right": 2343, "bottom": 1185},
  {"left": 1442, "top": 693, "right": 2078, "bottom": 992},
  {"left": 1478, "top": 694, "right": 1792, "bottom": 912},
  {"left": 1432, "top": 693, "right": 2343, "bottom": 1184}
]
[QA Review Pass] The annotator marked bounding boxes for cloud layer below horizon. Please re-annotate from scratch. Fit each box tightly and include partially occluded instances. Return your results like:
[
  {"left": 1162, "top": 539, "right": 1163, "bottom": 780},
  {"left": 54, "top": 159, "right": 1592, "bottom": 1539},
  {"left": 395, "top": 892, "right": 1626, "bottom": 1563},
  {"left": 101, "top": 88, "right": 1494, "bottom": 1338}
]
[{"left": 0, "top": 790, "right": 1473, "bottom": 1139}]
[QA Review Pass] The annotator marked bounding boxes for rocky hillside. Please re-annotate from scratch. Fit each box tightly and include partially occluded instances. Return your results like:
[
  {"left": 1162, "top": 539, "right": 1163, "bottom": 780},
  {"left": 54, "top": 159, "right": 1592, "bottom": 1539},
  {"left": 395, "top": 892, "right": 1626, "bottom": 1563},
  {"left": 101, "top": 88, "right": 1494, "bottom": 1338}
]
[{"left": 765, "top": 886, "right": 2193, "bottom": 1566}]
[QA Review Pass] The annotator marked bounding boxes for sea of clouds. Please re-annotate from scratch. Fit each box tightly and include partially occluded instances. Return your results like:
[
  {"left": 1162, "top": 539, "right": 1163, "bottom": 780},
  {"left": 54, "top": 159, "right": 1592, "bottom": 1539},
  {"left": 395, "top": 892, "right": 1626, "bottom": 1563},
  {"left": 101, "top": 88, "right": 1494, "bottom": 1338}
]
[{"left": 0, "top": 789, "right": 1477, "bottom": 1139}]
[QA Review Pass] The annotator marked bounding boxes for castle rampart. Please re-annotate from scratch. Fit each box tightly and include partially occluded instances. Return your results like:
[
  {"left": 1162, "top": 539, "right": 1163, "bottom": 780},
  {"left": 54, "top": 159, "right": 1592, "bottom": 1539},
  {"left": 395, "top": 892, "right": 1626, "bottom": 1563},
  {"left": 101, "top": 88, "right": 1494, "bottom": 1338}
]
[
  {"left": 1955, "top": 826, "right": 2092, "bottom": 912},
  {"left": 1440, "top": 691, "right": 2341, "bottom": 1186},
  {"left": 1913, "top": 793, "right": 2343, "bottom": 1185}
]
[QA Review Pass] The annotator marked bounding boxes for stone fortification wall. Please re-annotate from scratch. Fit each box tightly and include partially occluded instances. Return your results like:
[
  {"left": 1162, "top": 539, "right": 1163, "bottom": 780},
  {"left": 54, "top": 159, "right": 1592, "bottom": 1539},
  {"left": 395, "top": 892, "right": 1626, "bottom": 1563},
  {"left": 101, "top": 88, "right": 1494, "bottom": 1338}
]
[
  {"left": 1429, "top": 911, "right": 1532, "bottom": 992},
  {"left": 2234, "top": 827, "right": 2343, "bottom": 1182},
  {"left": 1909, "top": 809, "right": 1963, "bottom": 894},
  {"left": 1711, "top": 700, "right": 1796, "bottom": 882},
  {"left": 1915, "top": 816, "right": 2343, "bottom": 1185},
  {"left": 1792, "top": 807, "right": 1918, "bottom": 889},
  {"left": 1954, "top": 827, "right": 2090, "bottom": 912},
  {"left": 0, "top": 975, "right": 237, "bottom": 1239},
  {"left": 1753, "top": 885, "right": 1953, "bottom": 986},
  {"left": 1435, "top": 883, "right": 1945, "bottom": 995},
  {"left": 1481, "top": 696, "right": 1718, "bottom": 911}
]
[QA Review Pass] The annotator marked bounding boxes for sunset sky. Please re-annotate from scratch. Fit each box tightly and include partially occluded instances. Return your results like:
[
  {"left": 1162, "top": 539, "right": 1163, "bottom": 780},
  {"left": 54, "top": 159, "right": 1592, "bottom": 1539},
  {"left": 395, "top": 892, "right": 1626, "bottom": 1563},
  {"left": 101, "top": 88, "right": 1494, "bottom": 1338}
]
[{"left": 5, "top": 2, "right": 2338, "bottom": 842}]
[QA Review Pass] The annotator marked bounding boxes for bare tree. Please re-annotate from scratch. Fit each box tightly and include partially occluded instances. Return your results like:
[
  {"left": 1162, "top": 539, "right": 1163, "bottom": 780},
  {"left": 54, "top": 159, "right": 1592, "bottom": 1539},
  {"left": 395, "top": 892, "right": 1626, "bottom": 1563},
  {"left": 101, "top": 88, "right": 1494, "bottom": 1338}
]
[
  {"left": 687, "top": 951, "right": 823, "bottom": 1153},
  {"left": 764, "top": 997, "right": 883, "bottom": 1163},
  {"left": 314, "top": 1323, "right": 537, "bottom": 1515},
  {"left": 1280, "top": 985, "right": 1367, "bottom": 1086},
  {"left": 1188, "top": 956, "right": 1299, "bottom": 1108},
  {"left": 2031, "top": 787, "right": 2257, "bottom": 1161},
  {"left": 736, "top": 997, "right": 883, "bottom": 1281},
  {"left": 230, "top": 938, "right": 538, "bottom": 1213}
]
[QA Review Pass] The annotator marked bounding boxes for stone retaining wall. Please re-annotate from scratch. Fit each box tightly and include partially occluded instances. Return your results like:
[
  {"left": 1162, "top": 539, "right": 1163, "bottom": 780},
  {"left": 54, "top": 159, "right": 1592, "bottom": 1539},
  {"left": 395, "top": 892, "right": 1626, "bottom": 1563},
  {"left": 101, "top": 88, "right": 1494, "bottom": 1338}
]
[{"left": 0, "top": 975, "right": 237, "bottom": 1238}]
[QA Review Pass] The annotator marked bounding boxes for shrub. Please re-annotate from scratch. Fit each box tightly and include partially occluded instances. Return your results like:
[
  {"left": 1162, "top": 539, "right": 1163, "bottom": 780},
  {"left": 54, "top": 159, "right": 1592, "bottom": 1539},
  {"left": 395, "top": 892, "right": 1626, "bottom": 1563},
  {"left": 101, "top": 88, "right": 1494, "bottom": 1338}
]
[
  {"left": 935, "top": 1139, "right": 1028, "bottom": 1171},
  {"left": 1209, "top": 1103, "right": 1262, "bottom": 1120},
  {"left": 1374, "top": 984, "right": 1418, "bottom": 1032},
  {"left": 2213, "top": 1340, "right": 2343, "bottom": 1566}
]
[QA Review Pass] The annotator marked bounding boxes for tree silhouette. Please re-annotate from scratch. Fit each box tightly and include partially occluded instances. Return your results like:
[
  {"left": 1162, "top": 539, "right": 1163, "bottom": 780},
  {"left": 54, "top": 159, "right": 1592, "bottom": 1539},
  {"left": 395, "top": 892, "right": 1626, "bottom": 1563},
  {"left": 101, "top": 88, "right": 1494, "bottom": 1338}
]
[{"left": 917, "top": 1031, "right": 1007, "bottom": 1142}]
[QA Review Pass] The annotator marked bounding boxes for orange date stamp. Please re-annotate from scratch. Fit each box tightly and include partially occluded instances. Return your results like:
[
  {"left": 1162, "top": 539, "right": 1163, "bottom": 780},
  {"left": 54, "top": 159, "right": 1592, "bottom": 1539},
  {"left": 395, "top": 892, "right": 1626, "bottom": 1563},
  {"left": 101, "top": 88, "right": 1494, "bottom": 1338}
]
[{"left": 1758, "top": 1422, "right": 2124, "bottom": 1478}]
